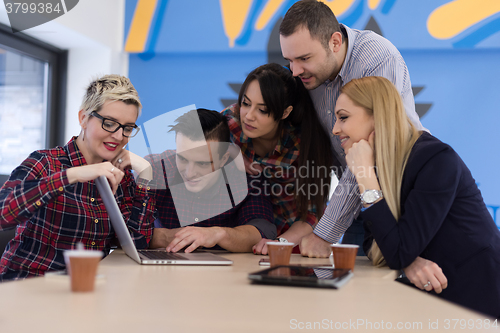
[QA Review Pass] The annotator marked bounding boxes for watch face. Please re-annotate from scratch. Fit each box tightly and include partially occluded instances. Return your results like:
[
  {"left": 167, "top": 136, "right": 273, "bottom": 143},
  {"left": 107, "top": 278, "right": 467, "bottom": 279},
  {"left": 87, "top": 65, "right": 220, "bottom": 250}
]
[{"left": 363, "top": 190, "right": 380, "bottom": 204}]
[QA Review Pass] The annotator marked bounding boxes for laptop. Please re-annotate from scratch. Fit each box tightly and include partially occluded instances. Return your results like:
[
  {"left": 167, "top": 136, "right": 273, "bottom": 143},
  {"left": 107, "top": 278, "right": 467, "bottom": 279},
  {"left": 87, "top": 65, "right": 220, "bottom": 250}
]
[{"left": 95, "top": 175, "right": 233, "bottom": 265}]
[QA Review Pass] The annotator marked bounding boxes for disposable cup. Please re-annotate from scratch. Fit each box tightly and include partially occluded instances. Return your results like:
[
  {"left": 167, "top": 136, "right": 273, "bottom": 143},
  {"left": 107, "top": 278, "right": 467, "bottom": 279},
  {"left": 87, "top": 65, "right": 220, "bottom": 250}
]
[
  {"left": 329, "top": 244, "right": 359, "bottom": 271},
  {"left": 63, "top": 249, "right": 103, "bottom": 292},
  {"left": 266, "top": 242, "right": 294, "bottom": 267}
]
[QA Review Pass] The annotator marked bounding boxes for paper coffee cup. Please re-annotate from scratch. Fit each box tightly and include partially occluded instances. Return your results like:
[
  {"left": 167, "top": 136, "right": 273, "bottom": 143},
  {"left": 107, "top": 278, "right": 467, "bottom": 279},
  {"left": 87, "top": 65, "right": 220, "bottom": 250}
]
[
  {"left": 63, "top": 249, "right": 103, "bottom": 292},
  {"left": 266, "top": 242, "right": 294, "bottom": 267},
  {"left": 330, "top": 244, "right": 359, "bottom": 271}
]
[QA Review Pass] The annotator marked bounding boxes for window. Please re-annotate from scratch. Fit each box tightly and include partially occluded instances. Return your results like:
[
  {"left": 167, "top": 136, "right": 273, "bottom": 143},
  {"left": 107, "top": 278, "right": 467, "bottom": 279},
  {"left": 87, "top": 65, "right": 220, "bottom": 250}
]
[{"left": 0, "top": 23, "right": 66, "bottom": 184}]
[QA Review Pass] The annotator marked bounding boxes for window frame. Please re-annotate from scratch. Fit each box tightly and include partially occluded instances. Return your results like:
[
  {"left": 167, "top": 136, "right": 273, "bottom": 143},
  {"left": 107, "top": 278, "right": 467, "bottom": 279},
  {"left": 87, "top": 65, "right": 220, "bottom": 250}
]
[{"left": 0, "top": 23, "right": 67, "bottom": 184}]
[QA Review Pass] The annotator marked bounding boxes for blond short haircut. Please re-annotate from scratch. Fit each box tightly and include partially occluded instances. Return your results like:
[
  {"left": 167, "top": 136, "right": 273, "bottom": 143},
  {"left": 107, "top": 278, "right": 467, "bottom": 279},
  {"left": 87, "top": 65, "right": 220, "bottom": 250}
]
[
  {"left": 341, "top": 76, "right": 421, "bottom": 267},
  {"left": 80, "top": 74, "right": 142, "bottom": 121}
]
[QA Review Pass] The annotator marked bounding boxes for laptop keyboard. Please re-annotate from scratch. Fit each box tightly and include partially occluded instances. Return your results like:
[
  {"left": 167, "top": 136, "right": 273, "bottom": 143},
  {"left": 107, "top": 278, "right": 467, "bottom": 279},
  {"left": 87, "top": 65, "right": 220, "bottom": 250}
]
[{"left": 138, "top": 251, "right": 187, "bottom": 260}]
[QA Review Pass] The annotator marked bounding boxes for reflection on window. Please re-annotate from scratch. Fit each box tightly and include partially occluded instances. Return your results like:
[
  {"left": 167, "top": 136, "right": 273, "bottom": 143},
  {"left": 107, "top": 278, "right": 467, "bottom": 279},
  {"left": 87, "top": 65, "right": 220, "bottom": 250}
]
[{"left": 0, "top": 47, "right": 48, "bottom": 174}]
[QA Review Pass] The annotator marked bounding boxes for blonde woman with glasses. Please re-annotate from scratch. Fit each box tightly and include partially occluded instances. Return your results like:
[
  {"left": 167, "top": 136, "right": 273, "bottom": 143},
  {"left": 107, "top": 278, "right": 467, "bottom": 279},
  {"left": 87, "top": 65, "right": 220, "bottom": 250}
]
[
  {"left": 333, "top": 76, "right": 500, "bottom": 318},
  {"left": 0, "top": 75, "right": 155, "bottom": 281}
]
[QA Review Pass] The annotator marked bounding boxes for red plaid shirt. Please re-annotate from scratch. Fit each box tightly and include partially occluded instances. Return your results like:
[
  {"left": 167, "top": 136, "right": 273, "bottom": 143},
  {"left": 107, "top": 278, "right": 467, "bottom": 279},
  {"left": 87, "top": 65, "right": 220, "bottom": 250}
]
[
  {"left": 222, "top": 105, "right": 317, "bottom": 235},
  {"left": 0, "top": 137, "right": 155, "bottom": 281}
]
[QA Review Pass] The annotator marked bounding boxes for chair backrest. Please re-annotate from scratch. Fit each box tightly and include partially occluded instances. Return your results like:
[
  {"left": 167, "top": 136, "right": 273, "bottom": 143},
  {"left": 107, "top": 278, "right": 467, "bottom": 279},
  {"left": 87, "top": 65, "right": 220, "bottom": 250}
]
[
  {"left": 0, "top": 228, "right": 16, "bottom": 254},
  {"left": 0, "top": 175, "right": 8, "bottom": 187},
  {"left": 0, "top": 175, "right": 10, "bottom": 187},
  {"left": 0, "top": 174, "right": 15, "bottom": 253}
]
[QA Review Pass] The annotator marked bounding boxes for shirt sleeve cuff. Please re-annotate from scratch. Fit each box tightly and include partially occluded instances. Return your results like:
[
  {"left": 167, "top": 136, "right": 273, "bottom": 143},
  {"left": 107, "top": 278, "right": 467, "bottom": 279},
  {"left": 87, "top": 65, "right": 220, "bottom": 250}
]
[
  {"left": 359, "top": 198, "right": 396, "bottom": 241},
  {"left": 135, "top": 178, "right": 154, "bottom": 197},
  {"left": 45, "top": 170, "right": 70, "bottom": 198},
  {"left": 244, "top": 219, "right": 277, "bottom": 239}
]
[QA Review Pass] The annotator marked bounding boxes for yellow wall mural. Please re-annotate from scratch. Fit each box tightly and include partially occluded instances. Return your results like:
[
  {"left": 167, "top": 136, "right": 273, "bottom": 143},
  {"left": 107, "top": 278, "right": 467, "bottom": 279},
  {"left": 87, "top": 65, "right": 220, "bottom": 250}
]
[
  {"left": 125, "top": 0, "right": 500, "bottom": 52},
  {"left": 124, "top": 0, "right": 500, "bottom": 225},
  {"left": 427, "top": 0, "right": 500, "bottom": 39},
  {"left": 125, "top": 0, "right": 158, "bottom": 53},
  {"left": 224, "top": 0, "right": 360, "bottom": 47},
  {"left": 255, "top": 0, "right": 287, "bottom": 31},
  {"left": 220, "top": 0, "right": 254, "bottom": 47},
  {"left": 368, "top": 0, "right": 382, "bottom": 10}
]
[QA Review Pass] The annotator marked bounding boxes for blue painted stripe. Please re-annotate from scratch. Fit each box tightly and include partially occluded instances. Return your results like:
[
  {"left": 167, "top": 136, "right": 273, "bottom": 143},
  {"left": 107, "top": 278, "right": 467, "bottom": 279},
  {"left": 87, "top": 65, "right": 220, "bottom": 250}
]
[
  {"left": 381, "top": 0, "right": 397, "bottom": 15},
  {"left": 235, "top": 0, "right": 265, "bottom": 46},
  {"left": 147, "top": 0, "right": 169, "bottom": 52},
  {"left": 453, "top": 15, "right": 500, "bottom": 48},
  {"left": 340, "top": 0, "right": 364, "bottom": 27},
  {"left": 138, "top": 0, "right": 169, "bottom": 59}
]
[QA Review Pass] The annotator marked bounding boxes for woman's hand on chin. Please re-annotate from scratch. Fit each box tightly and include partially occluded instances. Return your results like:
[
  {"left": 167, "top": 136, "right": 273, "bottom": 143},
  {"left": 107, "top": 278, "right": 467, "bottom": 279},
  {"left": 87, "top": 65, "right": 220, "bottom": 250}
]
[
  {"left": 346, "top": 132, "right": 375, "bottom": 177},
  {"left": 66, "top": 162, "right": 124, "bottom": 194},
  {"left": 346, "top": 132, "right": 380, "bottom": 192}
]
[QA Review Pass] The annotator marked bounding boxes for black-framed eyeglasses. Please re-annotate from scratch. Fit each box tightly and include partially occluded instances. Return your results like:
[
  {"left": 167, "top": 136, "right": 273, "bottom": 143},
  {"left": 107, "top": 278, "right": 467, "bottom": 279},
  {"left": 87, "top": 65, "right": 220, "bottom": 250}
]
[{"left": 90, "top": 111, "right": 140, "bottom": 138}]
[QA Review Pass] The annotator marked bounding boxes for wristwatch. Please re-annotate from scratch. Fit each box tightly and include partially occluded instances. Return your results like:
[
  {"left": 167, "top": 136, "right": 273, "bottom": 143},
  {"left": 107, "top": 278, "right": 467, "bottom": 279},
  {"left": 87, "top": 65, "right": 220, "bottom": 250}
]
[
  {"left": 360, "top": 189, "right": 383, "bottom": 205},
  {"left": 278, "top": 237, "right": 289, "bottom": 243}
]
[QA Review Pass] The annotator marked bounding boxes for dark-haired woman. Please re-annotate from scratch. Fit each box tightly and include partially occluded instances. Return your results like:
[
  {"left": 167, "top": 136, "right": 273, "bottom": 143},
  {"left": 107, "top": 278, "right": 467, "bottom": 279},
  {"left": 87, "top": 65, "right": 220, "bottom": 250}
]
[{"left": 222, "top": 63, "right": 338, "bottom": 254}]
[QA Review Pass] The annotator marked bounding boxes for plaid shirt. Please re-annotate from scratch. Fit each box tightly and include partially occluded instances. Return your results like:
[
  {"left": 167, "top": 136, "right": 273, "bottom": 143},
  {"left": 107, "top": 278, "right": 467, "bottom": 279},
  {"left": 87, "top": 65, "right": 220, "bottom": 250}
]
[
  {"left": 0, "top": 137, "right": 155, "bottom": 281},
  {"left": 222, "top": 105, "right": 317, "bottom": 235},
  {"left": 146, "top": 151, "right": 274, "bottom": 238}
]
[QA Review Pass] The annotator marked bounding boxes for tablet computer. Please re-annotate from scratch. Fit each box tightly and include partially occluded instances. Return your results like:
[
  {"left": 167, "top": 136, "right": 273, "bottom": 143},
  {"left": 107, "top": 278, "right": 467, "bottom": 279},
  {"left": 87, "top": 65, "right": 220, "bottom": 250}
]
[{"left": 248, "top": 265, "right": 353, "bottom": 289}]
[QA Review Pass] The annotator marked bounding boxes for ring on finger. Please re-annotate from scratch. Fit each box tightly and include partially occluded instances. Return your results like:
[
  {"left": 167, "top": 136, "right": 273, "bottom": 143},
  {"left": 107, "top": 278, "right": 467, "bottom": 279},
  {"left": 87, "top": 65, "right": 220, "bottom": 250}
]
[
  {"left": 117, "top": 158, "right": 123, "bottom": 164},
  {"left": 111, "top": 167, "right": 115, "bottom": 173},
  {"left": 423, "top": 281, "right": 431, "bottom": 288}
]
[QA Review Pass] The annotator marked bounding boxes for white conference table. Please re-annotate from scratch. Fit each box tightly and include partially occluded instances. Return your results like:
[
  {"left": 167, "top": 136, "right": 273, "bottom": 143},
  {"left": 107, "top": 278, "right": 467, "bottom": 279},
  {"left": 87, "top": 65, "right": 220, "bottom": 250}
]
[{"left": 0, "top": 250, "right": 497, "bottom": 333}]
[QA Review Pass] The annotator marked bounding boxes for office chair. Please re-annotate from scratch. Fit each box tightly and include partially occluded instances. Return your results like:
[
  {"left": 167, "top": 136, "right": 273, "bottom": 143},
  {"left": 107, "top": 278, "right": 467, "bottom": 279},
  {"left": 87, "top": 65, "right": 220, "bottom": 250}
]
[
  {"left": 0, "top": 174, "right": 15, "bottom": 253},
  {"left": 0, "top": 228, "right": 15, "bottom": 254}
]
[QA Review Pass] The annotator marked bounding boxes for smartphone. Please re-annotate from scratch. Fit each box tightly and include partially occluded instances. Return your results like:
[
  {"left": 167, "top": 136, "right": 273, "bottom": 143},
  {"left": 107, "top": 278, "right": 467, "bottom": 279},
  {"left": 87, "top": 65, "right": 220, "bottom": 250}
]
[{"left": 259, "top": 258, "right": 270, "bottom": 266}]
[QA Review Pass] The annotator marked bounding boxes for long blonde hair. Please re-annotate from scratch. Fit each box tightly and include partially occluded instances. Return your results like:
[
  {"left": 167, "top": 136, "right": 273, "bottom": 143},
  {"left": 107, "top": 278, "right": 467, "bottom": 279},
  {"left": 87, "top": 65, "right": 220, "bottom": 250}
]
[{"left": 341, "top": 77, "right": 421, "bottom": 266}]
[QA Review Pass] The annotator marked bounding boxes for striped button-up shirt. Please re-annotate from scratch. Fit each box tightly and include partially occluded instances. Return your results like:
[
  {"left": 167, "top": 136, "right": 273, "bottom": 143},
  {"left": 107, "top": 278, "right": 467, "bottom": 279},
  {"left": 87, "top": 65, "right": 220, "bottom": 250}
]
[
  {"left": 311, "top": 24, "right": 425, "bottom": 243},
  {"left": 0, "top": 137, "right": 155, "bottom": 281}
]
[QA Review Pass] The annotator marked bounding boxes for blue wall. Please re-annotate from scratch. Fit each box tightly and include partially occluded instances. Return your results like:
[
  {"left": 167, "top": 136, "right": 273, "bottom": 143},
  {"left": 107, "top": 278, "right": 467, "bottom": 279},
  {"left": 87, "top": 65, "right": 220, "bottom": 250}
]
[{"left": 125, "top": 0, "right": 500, "bottom": 226}]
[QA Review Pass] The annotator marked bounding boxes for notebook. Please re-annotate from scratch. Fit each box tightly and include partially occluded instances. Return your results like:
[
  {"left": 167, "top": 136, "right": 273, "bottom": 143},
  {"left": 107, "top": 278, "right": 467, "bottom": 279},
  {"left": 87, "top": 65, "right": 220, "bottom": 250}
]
[{"left": 95, "top": 175, "right": 233, "bottom": 265}]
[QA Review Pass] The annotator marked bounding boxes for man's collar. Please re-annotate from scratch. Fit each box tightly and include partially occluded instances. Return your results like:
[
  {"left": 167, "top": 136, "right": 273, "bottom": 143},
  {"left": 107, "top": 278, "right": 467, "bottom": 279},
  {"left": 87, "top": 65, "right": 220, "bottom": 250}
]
[{"left": 337, "top": 24, "right": 355, "bottom": 80}]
